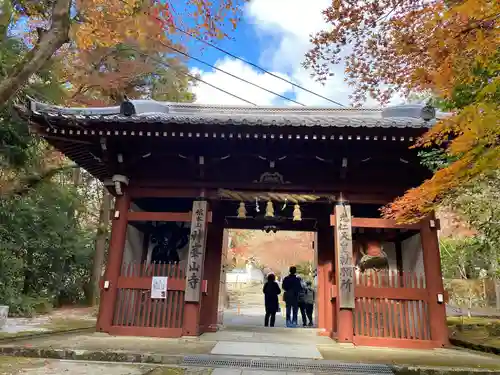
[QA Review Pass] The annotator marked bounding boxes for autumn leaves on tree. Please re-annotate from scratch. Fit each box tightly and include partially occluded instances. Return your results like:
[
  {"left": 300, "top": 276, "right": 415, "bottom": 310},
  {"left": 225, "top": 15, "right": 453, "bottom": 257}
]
[
  {"left": 305, "top": 0, "right": 499, "bottom": 223},
  {"left": 1, "top": 0, "right": 244, "bottom": 195},
  {"left": 0, "top": 0, "right": 245, "bottom": 309},
  {"left": 1, "top": 0, "right": 244, "bottom": 104}
]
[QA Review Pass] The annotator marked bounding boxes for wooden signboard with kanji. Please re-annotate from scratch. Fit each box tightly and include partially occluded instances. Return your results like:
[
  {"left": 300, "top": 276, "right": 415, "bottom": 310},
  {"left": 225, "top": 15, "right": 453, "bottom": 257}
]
[
  {"left": 335, "top": 204, "right": 355, "bottom": 309},
  {"left": 184, "top": 200, "right": 208, "bottom": 302}
]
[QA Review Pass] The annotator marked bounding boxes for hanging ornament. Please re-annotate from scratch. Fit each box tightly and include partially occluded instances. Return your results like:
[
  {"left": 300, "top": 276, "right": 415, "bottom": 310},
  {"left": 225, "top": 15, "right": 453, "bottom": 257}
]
[
  {"left": 237, "top": 202, "right": 247, "bottom": 219},
  {"left": 265, "top": 200, "right": 274, "bottom": 218},
  {"left": 293, "top": 204, "right": 302, "bottom": 221},
  {"left": 255, "top": 197, "right": 260, "bottom": 212},
  {"left": 281, "top": 198, "right": 288, "bottom": 211}
]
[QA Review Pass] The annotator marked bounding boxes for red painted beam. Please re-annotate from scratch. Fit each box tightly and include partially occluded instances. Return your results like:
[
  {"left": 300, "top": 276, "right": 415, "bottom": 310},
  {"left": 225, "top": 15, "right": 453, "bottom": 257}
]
[
  {"left": 127, "top": 211, "right": 213, "bottom": 223},
  {"left": 330, "top": 216, "right": 420, "bottom": 230}
]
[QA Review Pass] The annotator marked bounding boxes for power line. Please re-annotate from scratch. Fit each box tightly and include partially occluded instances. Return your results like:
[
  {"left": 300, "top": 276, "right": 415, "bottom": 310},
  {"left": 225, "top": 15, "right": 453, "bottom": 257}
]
[
  {"left": 129, "top": 48, "right": 258, "bottom": 106},
  {"left": 157, "top": 40, "right": 306, "bottom": 106},
  {"left": 174, "top": 26, "right": 346, "bottom": 107}
]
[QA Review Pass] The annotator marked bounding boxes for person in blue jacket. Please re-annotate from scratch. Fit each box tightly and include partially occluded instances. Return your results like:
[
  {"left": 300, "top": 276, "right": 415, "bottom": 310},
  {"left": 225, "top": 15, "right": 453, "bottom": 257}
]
[{"left": 282, "top": 266, "right": 303, "bottom": 327}]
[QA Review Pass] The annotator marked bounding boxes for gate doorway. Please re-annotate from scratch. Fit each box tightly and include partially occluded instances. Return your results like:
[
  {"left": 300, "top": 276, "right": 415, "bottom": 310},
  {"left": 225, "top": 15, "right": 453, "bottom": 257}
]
[{"left": 217, "top": 228, "right": 317, "bottom": 330}]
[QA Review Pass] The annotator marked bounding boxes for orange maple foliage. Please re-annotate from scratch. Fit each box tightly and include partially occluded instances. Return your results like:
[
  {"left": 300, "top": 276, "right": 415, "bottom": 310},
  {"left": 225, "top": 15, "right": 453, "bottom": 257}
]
[
  {"left": 58, "top": 42, "right": 194, "bottom": 106},
  {"left": 306, "top": 0, "right": 498, "bottom": 103},
  {"left": 1, "top": 0, "right": 244, "bottom": 104},
  {"left": 382, "top": 101, "right": 500, "bottom": 223},
  {"left": 305, "top": 0, "right": 500, "bottom": 223},
  {"left": 19, "top": 0, "right": 243, "bottom": 51}
]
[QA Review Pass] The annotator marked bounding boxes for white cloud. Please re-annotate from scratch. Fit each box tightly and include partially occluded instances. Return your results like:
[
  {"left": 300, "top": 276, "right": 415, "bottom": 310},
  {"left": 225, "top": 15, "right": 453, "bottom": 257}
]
[
  {"left": 191, "top": 0, "right": 403, "bottom": 107},
  {"left": 191, "top": 57, "right": 292, "bottom": 106}
]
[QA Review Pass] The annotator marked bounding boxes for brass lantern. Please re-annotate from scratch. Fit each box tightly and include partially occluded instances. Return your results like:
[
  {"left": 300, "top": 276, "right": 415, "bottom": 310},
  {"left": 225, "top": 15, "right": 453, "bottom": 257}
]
[
  {"left": 237, "top": 202, "right": 247, "bottom": 219},
  {"left": 293, "top": 204, "right": 302, "bottom": 221},
  {"left": 265, "top": 200, "right": 274, "bottom": 218}
]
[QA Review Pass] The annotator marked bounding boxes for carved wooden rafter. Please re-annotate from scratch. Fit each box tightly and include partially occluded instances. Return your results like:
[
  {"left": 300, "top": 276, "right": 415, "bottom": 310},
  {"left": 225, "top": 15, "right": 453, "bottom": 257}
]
[{"left": 217, "top": 188, "right": 325, "bottom": 203}]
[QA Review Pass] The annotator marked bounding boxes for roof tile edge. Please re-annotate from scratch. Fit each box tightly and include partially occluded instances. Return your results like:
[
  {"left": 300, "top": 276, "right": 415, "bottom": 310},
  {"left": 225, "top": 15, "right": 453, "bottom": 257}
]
[
  {"left": 27, "top": 98, "right": 450, "bottom": 123},
  {"left": 28, "top": 98, "right": 383, "bottom": 116}
]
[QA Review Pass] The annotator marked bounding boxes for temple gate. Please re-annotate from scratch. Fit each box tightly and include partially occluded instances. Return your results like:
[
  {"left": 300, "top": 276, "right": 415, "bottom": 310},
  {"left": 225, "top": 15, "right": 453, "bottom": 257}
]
[{"left": 18, "top": 100, "right": 449, "bottom": 349}]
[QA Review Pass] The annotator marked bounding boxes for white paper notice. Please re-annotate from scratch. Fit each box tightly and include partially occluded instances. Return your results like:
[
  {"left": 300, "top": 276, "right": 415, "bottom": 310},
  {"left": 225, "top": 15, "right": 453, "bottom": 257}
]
[{"left": 151, "top": 276, "right": 168, "bottom": 299}]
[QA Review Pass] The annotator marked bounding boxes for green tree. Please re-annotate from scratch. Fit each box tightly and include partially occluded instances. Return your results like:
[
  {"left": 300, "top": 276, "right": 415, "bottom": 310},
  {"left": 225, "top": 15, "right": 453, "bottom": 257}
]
[
  {"left": 295, "top": 261, "right": 314, "bottom": 282},
  {"left": 0, "top": 180, "right": 95, "bottom": 315},
  {"left": 0, "top": 33, "right": 94, "bottom": 315}
]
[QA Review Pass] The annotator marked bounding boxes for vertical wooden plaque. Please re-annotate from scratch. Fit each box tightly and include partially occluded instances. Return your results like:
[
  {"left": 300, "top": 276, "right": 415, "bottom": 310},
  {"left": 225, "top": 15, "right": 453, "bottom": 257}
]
[
  {"left": 184, "top": 200, "right": 208, "bottom": 302},
  {"left": 335, "top": 204, "right": 355, "bottom": 309}
]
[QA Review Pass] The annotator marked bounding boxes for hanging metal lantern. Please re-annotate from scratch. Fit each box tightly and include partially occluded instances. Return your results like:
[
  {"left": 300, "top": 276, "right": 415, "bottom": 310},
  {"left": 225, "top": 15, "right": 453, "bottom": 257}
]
[
  {"left": 265, "top": 200, "right": 274, "bottom": 218},
  {"left": 293, "top": 204, "right": 302, "bottom": 221},
  {"left": 237, "top": 202, "right": 247, "bottom": 219}
]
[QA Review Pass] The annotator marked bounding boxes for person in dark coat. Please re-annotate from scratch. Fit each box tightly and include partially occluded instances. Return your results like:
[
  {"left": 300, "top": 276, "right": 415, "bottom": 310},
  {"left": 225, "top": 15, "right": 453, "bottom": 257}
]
[
  {"left": 297, "top": 279, "right": 308, "bottom": 327},
  {"left": 282, "top": 266, "right": 303, "bottom": 327},
  {"left": 263, "top": 273, "right": 281, "bottom": 327},
  {"left": 303, "top": 280, "right": 315, "bottom": 327}
]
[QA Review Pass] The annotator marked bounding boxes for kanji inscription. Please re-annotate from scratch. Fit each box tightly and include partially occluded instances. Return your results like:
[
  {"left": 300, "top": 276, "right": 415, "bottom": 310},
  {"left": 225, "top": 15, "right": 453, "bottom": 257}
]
[
  {"left": 335, "top": 204, "right": 355, "bottom": 309},
  {"left": 184, "top": 200, "right": 208, "bottom": 302}
]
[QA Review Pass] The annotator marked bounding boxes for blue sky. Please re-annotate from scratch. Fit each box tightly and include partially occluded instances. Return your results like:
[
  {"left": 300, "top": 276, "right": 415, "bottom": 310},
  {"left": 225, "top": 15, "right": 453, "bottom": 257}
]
[
  {"left": 185, "top": 0, "right": 407, "bottom": 108},
  {"left": 186, "top": 22, "right": 263, "bottom": 73},
  {"left": 186, "top": 0, "right": 365, "bottom": 107},
  {"left": 10, "top": 0, "right": 403, "bottom": 107}
]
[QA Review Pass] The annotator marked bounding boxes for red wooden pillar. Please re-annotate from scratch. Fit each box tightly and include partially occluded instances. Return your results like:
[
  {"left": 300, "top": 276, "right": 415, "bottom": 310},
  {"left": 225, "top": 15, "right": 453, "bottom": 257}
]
[
  {"left": 317, "top": 226, "right": 335, "bottom": 336},
  {"left": 96, "top": 192, "right": 131, "bottom": 332},
  {"left": 199, "top": 208, "right": 224, "bottom": 333},
  {"left": 337, "top": 308, "right": 354, "bottom": 342},
  {"left": 420, "top": 214, "right": 449, "bottom": 347},
  {"left": 183, "top": 299, "right": 201, "bottom": 335}
]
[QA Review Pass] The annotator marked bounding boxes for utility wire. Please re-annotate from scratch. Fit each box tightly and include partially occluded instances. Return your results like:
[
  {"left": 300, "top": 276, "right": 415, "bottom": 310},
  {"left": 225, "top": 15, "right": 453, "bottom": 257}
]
[
  {"left": 129, "top": 48, "right": 258, "bottom": 106},
  {"left": 174, "top": 26, "right": 346, "bottom": 107},
  {"left": 113, "top": 4, "right": 345, "bottom": 107},
  {"left": 158, "top": 40, "right": 305, "bottom": 106}
]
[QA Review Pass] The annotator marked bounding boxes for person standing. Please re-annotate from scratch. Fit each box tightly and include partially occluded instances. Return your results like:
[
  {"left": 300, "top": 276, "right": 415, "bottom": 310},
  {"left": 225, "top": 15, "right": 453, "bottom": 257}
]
[
  {"left": 282, "top": 266, "right": 302, "bottom": 327},
  {"left": 298, "top": 279, "right": 308, "bottom": 327},
  {"left": 263, "top": 273, "right": 281, "bottom": 327},
  {"left": 303, "top": 280, "right": 315, "bottom": 327}
]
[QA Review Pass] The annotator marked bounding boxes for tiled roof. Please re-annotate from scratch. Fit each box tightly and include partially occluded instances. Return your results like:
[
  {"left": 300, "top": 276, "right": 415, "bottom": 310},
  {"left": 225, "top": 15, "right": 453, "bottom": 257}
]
[{"left": 27, "top": 99, "right": 438, "bottom": 129}]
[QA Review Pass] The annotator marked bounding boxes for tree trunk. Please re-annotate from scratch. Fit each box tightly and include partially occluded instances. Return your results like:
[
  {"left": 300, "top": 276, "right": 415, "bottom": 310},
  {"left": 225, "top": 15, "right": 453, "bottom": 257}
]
[
  {"left": 0, "top": 0, "right": 71, "bottom": 103},
  {"left": 489, "top": 251, "right": 500, "bottom": 309},
  {"left": 495, "top": 280, "right": 500, "bottom": 310},
  {"left": 89, "top": 187, "right": 111, "bottom": 306}
]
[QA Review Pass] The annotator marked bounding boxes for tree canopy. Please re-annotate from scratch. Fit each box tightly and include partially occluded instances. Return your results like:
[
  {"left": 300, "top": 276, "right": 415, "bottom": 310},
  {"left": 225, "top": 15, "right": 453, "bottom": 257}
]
[
  {"left": 60, "top": 44, "right": 198, "bottom": 106},
  {"left": 305, "top": 0, "right": 500, "bottom": 223},
  {"left": 0, "top": 0, "right": 244, "bottom": 103},
  {"left": 0, "top": 13, "right": 199, "bottom": 314}
]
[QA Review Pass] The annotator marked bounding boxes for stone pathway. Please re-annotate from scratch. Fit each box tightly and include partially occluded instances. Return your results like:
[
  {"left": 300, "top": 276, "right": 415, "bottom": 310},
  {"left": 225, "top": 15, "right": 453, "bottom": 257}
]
[
  {"left": 211, "top": 341, "right": 322, "bottom": 359},
  {"left": 223, "top": 307, "right": 287, "bottom": 328},
  {"left": 202, "top": 312, "right": 331, "bottom": 346}
]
